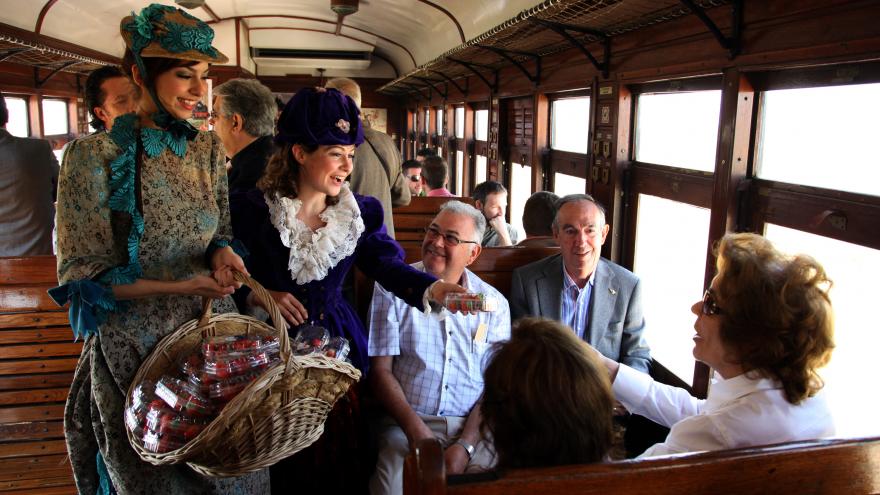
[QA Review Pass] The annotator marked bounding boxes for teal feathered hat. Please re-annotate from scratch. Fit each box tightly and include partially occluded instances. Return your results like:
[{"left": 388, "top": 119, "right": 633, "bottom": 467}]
[{"left": 120, "top": 3, "right": 227, "bottom": 64}]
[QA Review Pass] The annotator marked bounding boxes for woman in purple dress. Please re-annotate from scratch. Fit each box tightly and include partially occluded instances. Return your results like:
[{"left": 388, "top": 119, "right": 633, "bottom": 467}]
[{"left": 229, "top": 87, "right": 465, "bottom": 492}]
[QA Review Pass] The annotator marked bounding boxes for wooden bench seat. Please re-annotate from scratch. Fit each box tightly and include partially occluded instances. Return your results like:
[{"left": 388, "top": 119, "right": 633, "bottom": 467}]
[
  {"left": 0, "top": 256, "right": 77, "bottom": 494},
  {"left": 392, "top": 196, "right": 475, "bottom": 242},
  {"left": 404, "top": 436, "right": 880, "bottom": 495}
]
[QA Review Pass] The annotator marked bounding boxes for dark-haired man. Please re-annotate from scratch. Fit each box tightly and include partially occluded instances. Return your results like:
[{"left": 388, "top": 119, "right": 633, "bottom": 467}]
[
  {"left": 472, "top": 180, "right": 520, "bottom": 247},
  {"left": 402, "top": 159, "right": 424, "bottom": 197},
  {"left": 85, "top": 65, "right": 137, "bottom": 132},
  {"left": 421, "top": 155, "right": 455, "bottom": 197}
]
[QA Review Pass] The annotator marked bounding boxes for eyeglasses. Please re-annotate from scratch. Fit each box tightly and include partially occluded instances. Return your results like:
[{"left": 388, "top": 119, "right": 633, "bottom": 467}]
[
  {"left": 424, "top": 226, "right": 478, "bottom": 247},
  {"left": 701, "top": 289, "right": 723, "bottom": 316},
  {"left": 408, "top": 174, "right": 421, "bottom": 182}
]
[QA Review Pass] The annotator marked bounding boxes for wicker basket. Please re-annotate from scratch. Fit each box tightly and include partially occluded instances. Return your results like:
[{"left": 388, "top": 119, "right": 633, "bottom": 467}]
[{"left": 124, "top": 271, "right": 361, "bottom": 477}]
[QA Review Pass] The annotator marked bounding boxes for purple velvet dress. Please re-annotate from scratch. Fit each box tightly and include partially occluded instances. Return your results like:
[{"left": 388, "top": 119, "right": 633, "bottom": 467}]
[{"left": 230, "top": 187, "right": 435, "bottom": 372}]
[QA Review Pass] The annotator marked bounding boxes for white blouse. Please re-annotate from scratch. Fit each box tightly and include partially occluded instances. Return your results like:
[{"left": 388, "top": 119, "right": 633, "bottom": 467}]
[
  {"left": 612, "top": 364, "right": 835, "bottom": 458},
  {"left": 265, "top": 183, "right": 365, "bottom": 284}
]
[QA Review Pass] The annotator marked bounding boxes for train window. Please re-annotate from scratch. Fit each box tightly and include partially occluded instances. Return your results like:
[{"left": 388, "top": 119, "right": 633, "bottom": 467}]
[
  {"left": 764, "top": 223, "right": 880, "bottom": 437},
  {"left": 41, "top": 98, "right": 68, "bottom": 136},
  {"left": 455, "top": 150, "right": 464, "bottom": 195},
  {"left": 475, "top": 155, "right": 487, "bottom": 184},
  {"left": 756, "top": 82, "right": 880, "bottom": 196},
  {"left": 553, "top": 173, "right": 586, "bottom": 196},
  {"left": 550, "top": 96, "right": 590, "bottom": 154},
  {"left": 436, "top": 108, "right": 444, "bottom": 136},
  {"left": 635, "top": 90, "right": 721, "bottom": 171},
  {"left": 509, "top": 162, "right": 530, "bottom": 237},
  {"left": 454, "top": 107, "right": 464, "bottom": 138},
  {"left": 475, "top": 109, "right": 488, "bottom": 141},
  {"left": 424, "top": 108, "right": 430, "bottom": 135},
  {"left": 4, "top": 96, "right": 29, "bottom": 137},
  {"left": 633, "top": 194, "right": 710, "bottom": 383}
]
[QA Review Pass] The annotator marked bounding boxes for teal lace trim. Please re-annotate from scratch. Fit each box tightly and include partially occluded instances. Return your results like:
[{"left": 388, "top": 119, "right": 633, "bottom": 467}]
[
  {"left": 47, "top": 280, "right": 117, "bottom": 341},
  {"left": 124, "top": 4, "right": 221, "bottom": 60}
]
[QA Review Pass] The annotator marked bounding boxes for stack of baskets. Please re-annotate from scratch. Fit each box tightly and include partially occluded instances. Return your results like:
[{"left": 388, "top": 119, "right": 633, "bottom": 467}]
[{"left": 124, "top": 272, "right": 361, "bottom": 477}]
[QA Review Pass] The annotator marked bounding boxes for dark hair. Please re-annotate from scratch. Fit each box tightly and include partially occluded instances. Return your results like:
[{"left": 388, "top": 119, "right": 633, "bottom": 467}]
[
  {"left": 402, "top": 159, "right": 421, "bottom": 173},
  {"left": 84, "top": 65, "right": 127, "bottom": 131},
  {"left": 712, "top": 233, "right": 834, "bottom": 404},
  {"left": 258, "top": 143, "right": 339, "bottom": 207},
  {"left": 0, "top": 90, "right": 7, "bottom": 127},
  {"left": 552, "top": 193, "right": 606, "bottom": 231},
  {"left": 420, "top": 155, "right": 448, "bottom": 189},
  {"left": 482, "top": 317, "right": 614, "bottom": 469},
  {"left": 121, "top": 51, "right": 198, "bottom": 90},
  {"left": 472, "top": 180, "right": 507, "bottom": 205},
  {"left": 523, "top": 191, "right": 559, "bottom": 237},
  {"left": 416, "top": 147, "right": 438, "bottom": 158}
]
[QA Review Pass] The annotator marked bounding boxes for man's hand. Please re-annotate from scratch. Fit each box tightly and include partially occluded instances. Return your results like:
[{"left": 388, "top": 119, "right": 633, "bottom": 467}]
[
  {"left": 488, "top": 215, "right": 513, "bottom": 246},
  {"left": 444, "top": 443, "right": 470, "bottom": 474}
]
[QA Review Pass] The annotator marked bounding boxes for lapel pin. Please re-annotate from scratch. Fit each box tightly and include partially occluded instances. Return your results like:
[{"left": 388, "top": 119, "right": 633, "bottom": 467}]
[{"left": 609, "top": 288, "right": 617, "bottom": 295}]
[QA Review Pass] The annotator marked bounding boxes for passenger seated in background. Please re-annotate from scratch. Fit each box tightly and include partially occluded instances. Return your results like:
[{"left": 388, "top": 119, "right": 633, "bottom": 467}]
[
  {"left": 416, "top": 147, "right": 438, "bottom": 162},
  {"left": 402, "top": 159, "right": 424, "bottom": 197},
  {"left": 482, "top": 317, "right": 614, "bottom": 469},
  {"left": 510, "top": 194, "right": 651, "bottom": 373},
  {"left": 518, "top": 190, "right": 559, "bottom": 247},
  {"left": 595, "top": 233, "right": 835, "bottom": 458},
  {"left": 369, "top": 200, "right": 511, "bottom": 494},
  {"left": 420, "top": 155, "right": 455, "bottom": 197},
  {"left": 472, "top": 180, "right": 520, "bottom": 247}
]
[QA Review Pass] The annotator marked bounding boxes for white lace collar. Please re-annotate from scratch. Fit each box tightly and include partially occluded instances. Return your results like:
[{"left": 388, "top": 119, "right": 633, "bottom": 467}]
[{"left": 265, "top": 184, "right": 365, "bottom": 284}]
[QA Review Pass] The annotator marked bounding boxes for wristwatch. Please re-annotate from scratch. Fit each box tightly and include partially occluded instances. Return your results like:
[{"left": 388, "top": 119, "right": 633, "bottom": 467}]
[{"left": 454, "top": 439, "right": 475, "bottom": 461}]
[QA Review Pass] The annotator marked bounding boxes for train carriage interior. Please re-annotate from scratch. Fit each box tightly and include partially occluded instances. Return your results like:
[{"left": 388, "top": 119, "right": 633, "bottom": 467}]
[{"left": 1, "top": 0, "right": 879, "bottom": 493}]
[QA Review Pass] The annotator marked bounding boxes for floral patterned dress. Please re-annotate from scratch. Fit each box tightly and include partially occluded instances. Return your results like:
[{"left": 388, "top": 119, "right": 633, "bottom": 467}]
[{"left": 55, "top": 115, "right": 269, "bottom": 494}]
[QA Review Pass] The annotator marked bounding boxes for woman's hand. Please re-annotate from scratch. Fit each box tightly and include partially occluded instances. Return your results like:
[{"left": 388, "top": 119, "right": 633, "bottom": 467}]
[
  {"left": 210, "top": 246, "right": 248, "bottom": 286},
  {"left": 249, "top": 289, "right": 308, "bottom": 326},
  {"left": 429, "top": 281, "right": 477, "bottom": 315},
  {"left": 183, "top": 275, "right": 236, "bottom": 299}
]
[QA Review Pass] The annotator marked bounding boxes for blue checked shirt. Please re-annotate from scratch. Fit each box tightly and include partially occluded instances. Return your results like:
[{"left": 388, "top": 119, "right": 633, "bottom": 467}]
[
  {"left": 560, "top": 266, "right": 596, "bottom": 341},
  {"left": 368, "top": 262, "right": 511, "bottom": 417}
]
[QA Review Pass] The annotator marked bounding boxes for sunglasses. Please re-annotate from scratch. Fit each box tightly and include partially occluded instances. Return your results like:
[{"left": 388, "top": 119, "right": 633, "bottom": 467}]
[
  {"left": 408, "top": 174, "right": 421, "bottom": 182},
  {"left": 701, "top": 289, "right": 723, "bottom": 316}
]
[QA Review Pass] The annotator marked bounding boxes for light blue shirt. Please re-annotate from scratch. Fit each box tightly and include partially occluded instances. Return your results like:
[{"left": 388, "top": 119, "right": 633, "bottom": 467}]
[
  {"left": 560, "top": 266, "right": 596, "bottom": 340},
  {"left": 368, "top": 262, "right": 512, "bottom": 417}
]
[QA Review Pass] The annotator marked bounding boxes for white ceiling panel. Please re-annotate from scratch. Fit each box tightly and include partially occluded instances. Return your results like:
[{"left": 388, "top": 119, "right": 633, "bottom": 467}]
[{"left": 249, "top": 29, "right": 373, "bottom": 52}]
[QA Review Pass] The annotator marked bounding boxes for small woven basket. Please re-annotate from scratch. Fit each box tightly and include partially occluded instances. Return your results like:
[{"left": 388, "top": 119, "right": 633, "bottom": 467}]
[{"left": 124, "top": 272, "right": 361, "bottom": 477}]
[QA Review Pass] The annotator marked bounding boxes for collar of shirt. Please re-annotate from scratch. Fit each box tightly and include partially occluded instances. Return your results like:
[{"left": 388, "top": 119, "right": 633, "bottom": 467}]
[
  {"left": 705, "top": 373, "right": 779, "bottom": 413},
  {"left": 562, "top": 264, "right": 596, "bottom": 294}
]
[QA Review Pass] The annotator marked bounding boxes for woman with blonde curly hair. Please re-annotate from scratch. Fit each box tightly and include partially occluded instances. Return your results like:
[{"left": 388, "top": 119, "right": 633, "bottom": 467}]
[
  {"left": 596, "top": 232, "right": 835, "bottom": 457},
  {"left": 481, "top": 317, "right": 615, "bottom": 468}
]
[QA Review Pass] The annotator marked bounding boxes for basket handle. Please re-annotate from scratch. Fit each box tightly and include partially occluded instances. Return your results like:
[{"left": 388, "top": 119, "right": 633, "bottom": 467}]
[{"left": 196, "top": 271, "right": 291, "bottom": 361}]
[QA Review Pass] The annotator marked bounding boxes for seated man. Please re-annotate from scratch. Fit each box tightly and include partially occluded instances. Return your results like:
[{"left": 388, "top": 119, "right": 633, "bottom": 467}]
[
  {"left": 84, "top": 65, "right": 137, "bottom": 133},
  {"left": 402, "top": 159, "right": 424, "bottom": 197},
  {"left": 369, "top": 200, "right": 510, "bottom": 495},
  {"left": 211, "top": 78, "right": 277, "bottom": 194},
  {"left": 416, "top": 147, "right": 438, "bottom": 162},
  {"left": 510, "top": 194, "right": 651, "bottom": 373},
  {"left": 472, "top": 180, "right": 520, "bottom": 247},
  {"left": 518, "top": 190, "right": 559, "bottom": 247},
  {"left": 420, "top": 155, "right": 455, "bottom": 197}
]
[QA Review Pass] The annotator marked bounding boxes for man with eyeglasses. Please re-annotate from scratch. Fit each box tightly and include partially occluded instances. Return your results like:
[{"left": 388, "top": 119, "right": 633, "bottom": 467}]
[
  {"left": 211, "top": 78, "right": 277, "bottom": 194},
  {"left": 368, "top": 200, "right": 510, "bottom": 494},
  {"left": 402, "top": 159, "right": 425, "bottom": 196},
  {"left": 510, "top": 194, "right": 651, "bottom": 373}
]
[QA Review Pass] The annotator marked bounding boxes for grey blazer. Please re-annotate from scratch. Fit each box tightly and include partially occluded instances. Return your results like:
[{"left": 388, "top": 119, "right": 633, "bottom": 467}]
[
  {"left": 0, "top": 129, "right": 59, "bottom": 256},
  {"left": 510, "top": 254, "right": 652, "bottom": 373}
]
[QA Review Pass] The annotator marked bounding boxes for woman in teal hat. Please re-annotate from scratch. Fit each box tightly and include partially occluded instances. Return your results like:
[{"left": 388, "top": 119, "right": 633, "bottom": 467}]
[{"left": 51, "top": 4, "right": 267, "bottom": 493}]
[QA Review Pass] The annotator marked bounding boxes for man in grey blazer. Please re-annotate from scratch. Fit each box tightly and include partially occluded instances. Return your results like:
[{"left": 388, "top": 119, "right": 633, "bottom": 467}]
[
  {"left": 510, "top": 194, "right": 651, "bottom": 373},
  {"left": 0, "top": 92, "right": 59, "bottom": 256}
]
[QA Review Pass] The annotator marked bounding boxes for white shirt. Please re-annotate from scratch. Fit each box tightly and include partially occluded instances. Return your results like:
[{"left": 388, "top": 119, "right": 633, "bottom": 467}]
[
  {"left": 368, "top": 262, "right": 511, "bottom": 417},
  {"left": 613, "top": 364, "right": 835, "bottom": 458}
]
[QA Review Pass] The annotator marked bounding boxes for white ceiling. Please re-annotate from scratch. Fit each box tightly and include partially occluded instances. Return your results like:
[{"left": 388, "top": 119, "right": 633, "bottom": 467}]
[{"left": 0, "top": 0, "right": 543, "bottom": 78}]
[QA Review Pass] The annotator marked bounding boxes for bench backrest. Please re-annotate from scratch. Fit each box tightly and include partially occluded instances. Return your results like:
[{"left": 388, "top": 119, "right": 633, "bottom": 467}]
[
  {"left": 405, "top": 436, "right": 880, "bottom": 495},
  {"left": 392, "top": 196, "right": 476, "bottom": 243},
  {"left": 0, "top": 256, "right": 78, "bottom": 494}
]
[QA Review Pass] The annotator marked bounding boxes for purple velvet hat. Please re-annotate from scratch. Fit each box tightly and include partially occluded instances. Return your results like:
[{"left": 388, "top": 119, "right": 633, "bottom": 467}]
[{"left": 275, "top": 87, "right": 364, "bottom": 147}]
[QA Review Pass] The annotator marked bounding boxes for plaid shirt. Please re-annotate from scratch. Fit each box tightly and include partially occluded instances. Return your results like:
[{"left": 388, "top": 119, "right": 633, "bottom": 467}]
[
  {"left": 368, "top": 262, "right": 511, "bottom": 417},
  {"left": 560, "top": 266, "right": 596, "bottom": 341}
]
